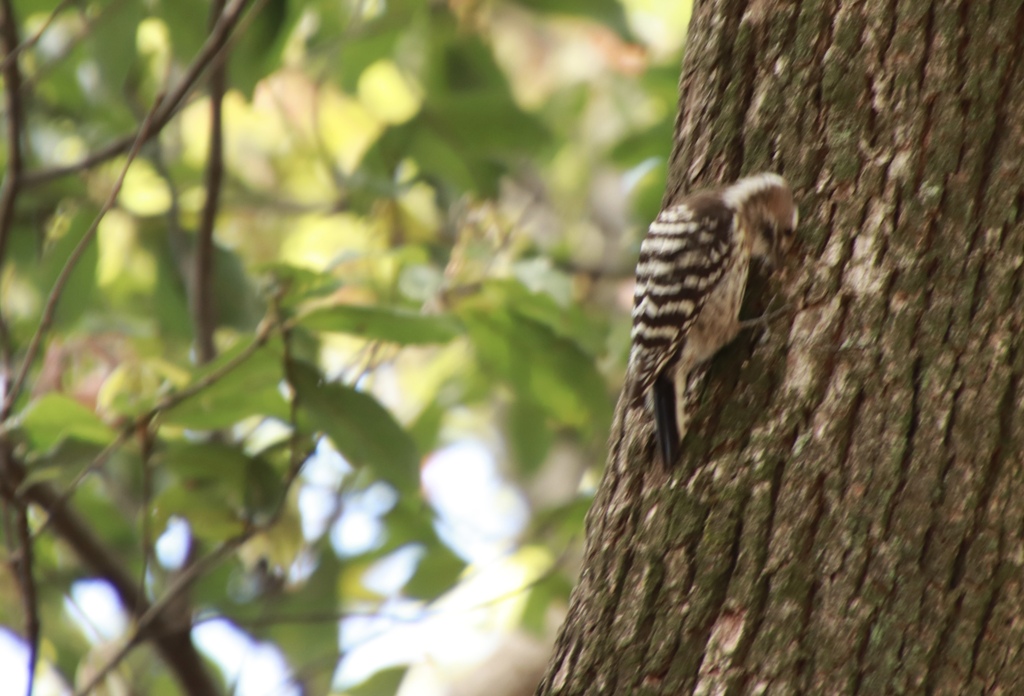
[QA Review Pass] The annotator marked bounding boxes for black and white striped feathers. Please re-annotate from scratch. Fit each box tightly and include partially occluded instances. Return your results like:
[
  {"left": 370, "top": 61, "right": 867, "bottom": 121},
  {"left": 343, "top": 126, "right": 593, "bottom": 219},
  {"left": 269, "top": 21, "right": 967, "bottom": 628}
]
[{"left": 626, "top": 173, "right": 798, "bottom": 467}]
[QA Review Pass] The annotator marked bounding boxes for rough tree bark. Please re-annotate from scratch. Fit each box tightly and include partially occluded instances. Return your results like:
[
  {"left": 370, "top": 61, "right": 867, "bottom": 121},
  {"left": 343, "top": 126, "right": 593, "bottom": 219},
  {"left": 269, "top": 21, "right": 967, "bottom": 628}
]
[{"left": 538, "top": 0, "right": 1024, "bottom": 693}]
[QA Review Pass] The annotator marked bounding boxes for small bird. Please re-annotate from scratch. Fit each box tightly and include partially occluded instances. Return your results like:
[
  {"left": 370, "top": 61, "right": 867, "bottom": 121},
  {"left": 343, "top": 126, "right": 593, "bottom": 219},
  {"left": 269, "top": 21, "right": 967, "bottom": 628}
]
[{"left": 626, "top": 173, "right": 798, "bottom": 467}]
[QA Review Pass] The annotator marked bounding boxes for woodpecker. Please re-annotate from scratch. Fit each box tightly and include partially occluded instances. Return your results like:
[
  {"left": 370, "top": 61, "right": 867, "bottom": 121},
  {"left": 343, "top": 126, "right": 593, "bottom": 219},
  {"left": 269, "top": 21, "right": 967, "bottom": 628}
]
[{"left": 627, "top": 173, "right": 798, "bottom": 467}]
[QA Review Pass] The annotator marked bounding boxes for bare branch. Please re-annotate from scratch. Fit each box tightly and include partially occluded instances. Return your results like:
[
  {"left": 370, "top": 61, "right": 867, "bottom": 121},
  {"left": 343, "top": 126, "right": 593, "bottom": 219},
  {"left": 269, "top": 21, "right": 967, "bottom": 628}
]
[
  {"left": 0, "top": 3, "right": 273, "bottom": 693},
  {"left": 20, "top": 463, "right": 221, "bottom": 695},
  {"left": 16, "top": 1, "right": 119, "bottom": 98},
  {"left": 12, "top": 314, "right": 277, "bottom": 689},
  {"left": 0, "top": 316, "right": 10, "bottom": 391},
  {"left": 0, "top": 0, "right": 24, "bottom": 258},
  {"left": 194, "top": 0, "right": 229, "bottom": 365},
  {"left": 13, "top": 493, "right": 38, "bottom": 696},
  {"left": 0, "top": 5, "right": 40, "bottom": 691},
  {"left": 27, "top": 314, "right": 279, "bottom": 541},
  {"left": 152, "top": 315, "right": 279, "bottom": 414},
  {"left": 72, "top": 534, "right": 249, "bottom": 696},
  {"left": 0, "top": 99, "right": 164, "bottom": 420},
  {"left": 0, "top": 0, "right": 75, "bottom": 74},
  {"left": 0, "top": 0, "right": 26, "bottom": 381},
  {"left": 137, "top": 421, "right": 155, "bottom": 613},
  {"left": 25, "top": 429, "right": 130, "bottom": 540},
  {"left": 0, "top": 446, "right": 39, "bottom": 696},
  {"left": 21, "top": 0, "right": 253, "bottom": 188}
]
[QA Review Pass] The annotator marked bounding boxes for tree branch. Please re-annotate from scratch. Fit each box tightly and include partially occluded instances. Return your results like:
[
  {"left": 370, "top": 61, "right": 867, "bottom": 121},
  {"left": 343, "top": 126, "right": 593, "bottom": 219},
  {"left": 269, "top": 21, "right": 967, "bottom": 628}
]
[
  {"left": 0, "top": 2, "right": 298, "bottom": 693},
  {"left": 20, "top": 462, "right": 221, "bottom": 695},
  {"left": 1, "top": 444, "right": 39, "bottom": 696},
  {"left": 20, "top": 0, "right": 253, "bottom": 188},
  {"left": 10, "top": 314, "right": 277, "bottom": 691},
  {"left": 72, "top": 534, "right": 248, "bottom": 696},
  {"left": 0, "top": 5, "right": 39, "bottom": 691},
  {"left": 0, "top": 100, "right": 163, "bottom": 420},
  {"left": 0, "top": 0, "right": 74, "bottom": 74},
  {"left": 0, "top": 0, "right": 24, "bottom": 259},
  {"left": 13, "top": 489, "right": 37, "bottom": 696},
  {"left": 0, "top": 0, "right": 25, "bottom": 373},
  {"left": 28, "top": 313, "right": 280, "bottom": 542},
  {"left": 194, "top": 0, "right": 229, "bottom": 365}
]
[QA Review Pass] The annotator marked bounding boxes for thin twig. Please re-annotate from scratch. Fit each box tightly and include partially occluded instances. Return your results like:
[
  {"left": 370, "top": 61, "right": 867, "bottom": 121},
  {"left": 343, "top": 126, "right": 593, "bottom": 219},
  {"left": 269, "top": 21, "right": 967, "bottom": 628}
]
[
  {"left": 0, "top": 0, "right": 75, "bottom": 73},
  {"left": 73, "top": 534, "right": 250, "bottom": 696},
  {"left": 14, "top": 496, "right": 38, "bottom": 696},
  {"left": 2, "top": 2, "right": 268, "bottom": 416},
  {"left": 150, "top": 314, "right": 279, "bottom": 415},
  {"left": 193, "top": 0, "right": 228, "bottom": 365},
  {"left": 21, "top": 0, "right": 253, "bottom": 188},
  {"left": 16, "top": 0, "right": 116, "bottom": 97},
  {"left": 0, "top": 0, "right": 23, "bottom": 249},
  {"left": 0, "top": 4, "right": 264, "bottom": 693},
  {"left": 1, "top": 99, "right": 164, "bottom": 420},
  {"left": 0, "top": 0, "right": 26, "bottom": 384},
  {"left": 0, "top": 316, "right": 11, "bottom": 387},
  {"left": 28, "top": 315, "right": 279, "bottom": 541},
  {"left": 19, "top": 466, "right": 220, "bottom": 695},
  {"left": 280, "top": 302, "right": 307, "bottom": 485},
  {"left": 137, "top": 421, "right": 155, "bottom": 614},
  {"left": 0, "top": 5, "right": 40, "bottom": 692},
  {"left": 0, "top": 444, "right": 39, "bottom": 696},
  {"left": 150, "top": 149, "right": 193, "bottom": 300},
  {"left": 26, "top": 428, "right": 132, "bottom": 540},
  {"left": 193, "top": 554, "right": 564, "bottom": 641}
]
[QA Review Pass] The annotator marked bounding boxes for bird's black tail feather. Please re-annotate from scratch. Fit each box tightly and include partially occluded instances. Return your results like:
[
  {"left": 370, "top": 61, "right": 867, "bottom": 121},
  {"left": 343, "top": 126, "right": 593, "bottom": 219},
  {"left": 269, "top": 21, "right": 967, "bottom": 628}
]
[{"left": 653, "top": 374, "right": 680, "bottom": 468}]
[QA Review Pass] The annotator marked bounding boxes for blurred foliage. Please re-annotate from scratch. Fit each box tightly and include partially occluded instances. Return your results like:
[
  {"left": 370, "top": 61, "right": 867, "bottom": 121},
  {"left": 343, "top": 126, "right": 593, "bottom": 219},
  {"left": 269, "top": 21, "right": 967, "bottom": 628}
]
[{"left": 0, "top": 0, "right": 689, "bottom": 692}]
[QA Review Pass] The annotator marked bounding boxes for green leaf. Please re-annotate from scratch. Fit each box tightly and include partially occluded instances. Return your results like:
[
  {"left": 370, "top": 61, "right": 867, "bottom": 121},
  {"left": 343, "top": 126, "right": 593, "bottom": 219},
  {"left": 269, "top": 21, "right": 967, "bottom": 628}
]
[
  {"left": 335, "top": 23, "right": 408, "bottom": 93},
  {"left": 380, "top": 501, "right": 446, "bottom": 553},
  {"left": 458, "top": 305, "right": 612, "bottom": 435},
  {"left": 240, "top": 552, "right": 342, "bottom": 693},
  {"left": 213, "top": 246, "right": 265, "bottom": 331},
  {"left": 384, "top": 16, "right": 552, "bottom": 196},
  {"left": 89, "top": 0, "right": 144, "bottom": 97},
  {"left": 162, "top": 442, "right": 282, "bottom": 519},
  {"left": 404, "top": 542, "right": 465, "bottom": 600},
  {"left": 138, "top": 220, "right": 194, "bottom": 341},
  {"left": 529, "top": 496, "right": 593, "bottom": 546},
  {"left": 162, "top": 339, "right": 289, "bottom": 429},
  {"left": 508, "top": 398, "right": 553, "bottom": 476},
  {"left": 405, "top": 128, "right": 479, "bottom": 195},
  {"left": 18, "top": 394, "right": 115, "bottom": 451},
  {"left": 347, "top": 667, "right": 407, "bottom": 696},
  {"left": 516, "top": 0, "right": 631, "bottom": 34},
  {"left": 298, "top": 305, "right": 463, "bottom": 345},
  {"left": 19, "top": 439, "right": 107, "bottom": 491},
  {"left": 290, "top": 360, "right": 419, "bottom": 492},
  {"left": 152, "top": 486, "right": 245, "bottom": 542},
  {"left": 229, "top": 0, "right": 296, "bottom": 96},
  {"left": 421, "top": 92, "right": 551, "bottom": 158},
  {"left": 75, "top": 476, "right": 143, "bottom": 553},
  {"left": 13, "top": 0, "right": 69, "bottom": 13},
  {"left": 35, "top": 210, "right": 100, "bottom": 330},
  {"left": 408, "top": 401, "right": 444, "bottom": 455},
  {"left": 521, "top": 572, "right": 573, "bottom": 636},
  {"left": 482, "top": 279, "right": 608, "bottom": 356},
  {"left": 261, "top": 263, "right": 342, "bottom": 309},
  {"left": 154, "top": 0, "right": 208, "bottom": 62}
]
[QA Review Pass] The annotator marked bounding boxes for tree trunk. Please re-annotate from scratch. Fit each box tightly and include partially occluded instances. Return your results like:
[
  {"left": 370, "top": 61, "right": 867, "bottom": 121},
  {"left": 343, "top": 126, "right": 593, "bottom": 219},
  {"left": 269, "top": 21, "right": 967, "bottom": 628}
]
[{"left": 538, "top": 0, "right": 1024, "bottom": 693}]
